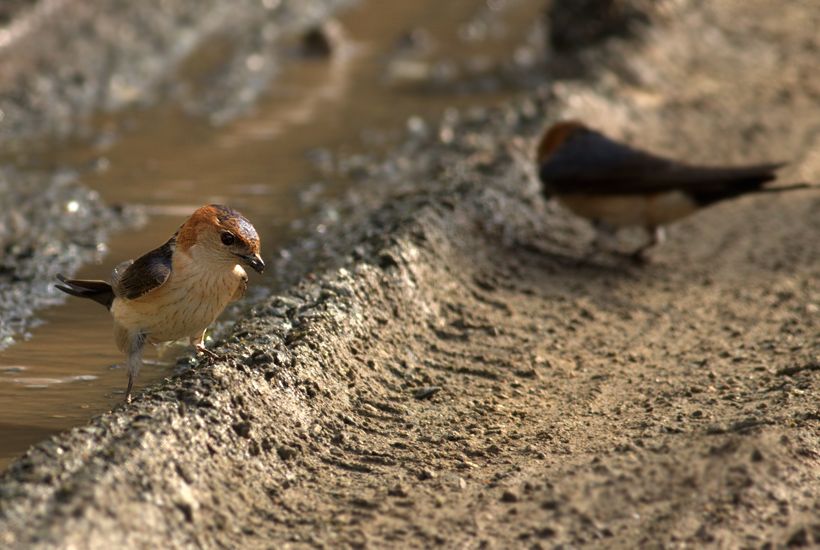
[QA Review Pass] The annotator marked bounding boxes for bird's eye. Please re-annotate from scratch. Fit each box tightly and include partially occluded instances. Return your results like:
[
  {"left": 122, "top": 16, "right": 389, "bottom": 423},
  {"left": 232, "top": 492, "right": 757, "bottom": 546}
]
[{"left": 220, "top": 232, "right": 236, "bottom": 246}]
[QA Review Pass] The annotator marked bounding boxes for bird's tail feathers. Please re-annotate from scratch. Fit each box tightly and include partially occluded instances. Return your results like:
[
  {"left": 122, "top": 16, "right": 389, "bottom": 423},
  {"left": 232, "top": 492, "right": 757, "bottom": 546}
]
[
  {"left": 751, "top": 182, "right": 814, "bottom": 194},
  {"left": 55, "top": 274, "right": 114, "bottom": 309},
  {"left": 705, "top": 162, "right": 785, "bottom": 187}
]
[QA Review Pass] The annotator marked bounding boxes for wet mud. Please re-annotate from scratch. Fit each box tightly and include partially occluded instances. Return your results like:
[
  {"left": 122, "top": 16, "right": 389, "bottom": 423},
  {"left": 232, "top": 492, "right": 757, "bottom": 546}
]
[
  {"left": 0, "top": 0, "right": 819, "bottom": 548},
  {"left": 0, "top": 0, "right": 351, "bottom": 142},
  {"left": 0, "top": 168, "right": 136, "bottom": 350}
]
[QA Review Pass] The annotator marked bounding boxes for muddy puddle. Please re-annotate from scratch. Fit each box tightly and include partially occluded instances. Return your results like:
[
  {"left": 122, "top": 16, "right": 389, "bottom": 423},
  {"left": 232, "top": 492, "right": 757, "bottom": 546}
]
[{"left": 0, "top": 0, "right": 544, "bottom": 468}]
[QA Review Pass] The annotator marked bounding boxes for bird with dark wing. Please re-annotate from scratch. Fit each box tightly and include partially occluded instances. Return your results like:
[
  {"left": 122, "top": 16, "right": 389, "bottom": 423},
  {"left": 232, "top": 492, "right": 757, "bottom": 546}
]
[
  {"left": 536, "top": 121, "right": 809, "bottom": 260},
  {"left": 56, "top": 204, "right": 265, "bottom": 403}
]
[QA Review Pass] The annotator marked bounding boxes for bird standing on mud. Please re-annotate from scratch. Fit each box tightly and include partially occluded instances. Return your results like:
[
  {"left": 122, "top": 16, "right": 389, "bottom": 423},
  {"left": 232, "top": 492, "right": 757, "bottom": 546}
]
[
  {"left": 536, "top": 121, "right": 808, "bottom": 260},
  {"left": 56, "top": 204, "right": 265, "bottom": 403}
]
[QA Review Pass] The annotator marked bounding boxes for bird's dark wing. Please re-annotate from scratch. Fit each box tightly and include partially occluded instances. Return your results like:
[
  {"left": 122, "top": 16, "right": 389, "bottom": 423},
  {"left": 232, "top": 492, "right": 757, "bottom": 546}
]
[
  {"left": 539, "top": 129, "right": 782, "bottom": 196},
  {"left": 112, "top": 235, "right": 175, "bottom": 300}
]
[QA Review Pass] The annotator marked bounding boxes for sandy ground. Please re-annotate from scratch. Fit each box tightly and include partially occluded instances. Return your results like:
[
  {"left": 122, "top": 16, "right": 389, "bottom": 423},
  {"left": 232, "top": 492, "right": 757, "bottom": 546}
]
[{"left": 0, "top": 0, "right": 818, "bottom": 548}]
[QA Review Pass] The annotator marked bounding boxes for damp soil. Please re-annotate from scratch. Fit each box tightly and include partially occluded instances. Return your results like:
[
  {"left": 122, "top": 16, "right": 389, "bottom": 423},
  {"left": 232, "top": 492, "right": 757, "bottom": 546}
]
[
  {"left": 0, "top": 0, "right": 545, "bottom": 467},
  {"left": 0, "top": 0, "right": 819, "bottom": 548}
]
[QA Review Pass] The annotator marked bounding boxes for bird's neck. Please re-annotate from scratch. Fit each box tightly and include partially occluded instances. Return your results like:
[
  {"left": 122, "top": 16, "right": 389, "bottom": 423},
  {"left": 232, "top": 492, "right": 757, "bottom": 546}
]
[{"left": 177, "top": 244, "right": 238, "bottom": 275}]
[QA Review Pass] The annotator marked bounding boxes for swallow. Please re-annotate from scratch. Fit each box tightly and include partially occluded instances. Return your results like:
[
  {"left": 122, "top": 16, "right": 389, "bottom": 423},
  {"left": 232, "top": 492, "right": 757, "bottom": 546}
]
[
  {"left": 55, "top": 204, "right": 265, "bottom": 403},
  {"left": 536, "top": 121, "right": 809, "bottom": 260}
]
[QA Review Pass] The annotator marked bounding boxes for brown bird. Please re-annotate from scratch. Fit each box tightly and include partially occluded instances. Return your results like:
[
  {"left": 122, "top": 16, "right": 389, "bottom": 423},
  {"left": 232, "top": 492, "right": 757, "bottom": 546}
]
[
  {"left": 56, "top": 204, "right": 265, "bottom": 403},
  {"left": 536, "top": 121, "right": 808, "bottom": 260}
]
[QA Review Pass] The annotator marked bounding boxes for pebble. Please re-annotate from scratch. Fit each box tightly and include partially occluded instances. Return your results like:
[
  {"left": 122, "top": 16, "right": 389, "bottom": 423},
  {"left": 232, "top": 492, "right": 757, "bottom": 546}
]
[
  {"left": 417, "top": 468, "right": 436, "bottom": 480},
  {"left": 413, "top": 386, "right": 442, "bottom": 400},
  {"left": 388, "top": 484, "right": 409, "bottom": 498},
  {"left": 500, "top": 490, "right": 519, "bottom": 503}
]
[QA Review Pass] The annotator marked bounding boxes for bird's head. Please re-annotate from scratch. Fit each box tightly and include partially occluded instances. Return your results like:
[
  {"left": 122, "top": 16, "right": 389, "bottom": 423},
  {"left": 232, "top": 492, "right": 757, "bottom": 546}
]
[
  {"left": 535, "top": 120, "right": 588, "bottom": 164},
  {"left": 177, "top": 204, "right": 265, "bottom": 274}
]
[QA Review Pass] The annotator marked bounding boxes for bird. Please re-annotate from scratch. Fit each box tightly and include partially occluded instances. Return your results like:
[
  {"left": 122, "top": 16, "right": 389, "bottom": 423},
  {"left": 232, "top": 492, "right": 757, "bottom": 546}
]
[
  {"left": 55, "top": 204, "right": 265, "bottom": 403},
  {"left": 535, "top": 121, "right": 809, "bottom": 260}
]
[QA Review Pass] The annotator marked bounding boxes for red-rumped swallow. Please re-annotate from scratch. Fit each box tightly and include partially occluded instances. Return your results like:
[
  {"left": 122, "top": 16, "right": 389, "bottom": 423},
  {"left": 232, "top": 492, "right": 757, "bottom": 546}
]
[
  {"left": 56, "top": 204, "right": 264, "bottom": 403},
  {"left": 536, "top": 121, "right": 809, "bottom": 259}
]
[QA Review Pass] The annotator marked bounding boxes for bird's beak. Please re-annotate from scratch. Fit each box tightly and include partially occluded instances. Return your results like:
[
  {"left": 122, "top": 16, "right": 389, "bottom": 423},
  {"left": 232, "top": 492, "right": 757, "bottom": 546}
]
[{"left": 239, "top": 253, "right": 265, "bottom": 274}]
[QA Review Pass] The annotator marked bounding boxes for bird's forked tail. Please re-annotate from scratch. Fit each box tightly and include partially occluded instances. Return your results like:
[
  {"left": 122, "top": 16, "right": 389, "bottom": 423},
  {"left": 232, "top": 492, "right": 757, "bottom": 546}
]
[{"left": 55, "top": 274, "right": 114, "bottom": 309}]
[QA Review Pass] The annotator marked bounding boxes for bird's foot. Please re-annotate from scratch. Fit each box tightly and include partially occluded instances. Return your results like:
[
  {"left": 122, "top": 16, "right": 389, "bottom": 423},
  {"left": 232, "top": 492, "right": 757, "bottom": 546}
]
[
  {"left": 195, "top": 344, "right": 221, "bottom": 361},
  {"left": 628, "top": 247, "right": 652, "bottom": 265},
  {"left": 627, "top": 226, "right": 663, "bottom": 265},
  {"left": 125, "top": 374, "right": 134, "bottom": 404}
]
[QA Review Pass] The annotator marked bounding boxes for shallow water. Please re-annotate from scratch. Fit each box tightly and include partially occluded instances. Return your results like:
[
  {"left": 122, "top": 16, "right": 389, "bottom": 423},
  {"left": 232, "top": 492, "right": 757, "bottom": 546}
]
[{"left": 0, "top": 0, "right": 543, "bottom": 468}]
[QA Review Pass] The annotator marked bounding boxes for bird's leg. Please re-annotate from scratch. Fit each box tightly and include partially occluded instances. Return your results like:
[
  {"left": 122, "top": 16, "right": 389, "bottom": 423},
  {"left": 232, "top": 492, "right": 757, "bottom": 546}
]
[
  {"left": 125, "top": 331, "right": 146, "bottom": 404},
  {"left": 630, "top": 226, "right": 665, "bottom": 263},
  {"left": 191, "top": 330, "right": 220, "bottom": 360},
  {"left": 583, "top": 219, "right": 619, "bottom": 261},
  {"left": 655, "top": 226, "right": 667, "bottom": 245}
]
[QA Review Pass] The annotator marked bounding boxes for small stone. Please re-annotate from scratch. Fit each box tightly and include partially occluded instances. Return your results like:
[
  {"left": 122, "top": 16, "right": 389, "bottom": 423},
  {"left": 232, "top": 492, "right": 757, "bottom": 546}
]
[
  {"left": 300, "top": 20, "right": 343, "bottom": 58},
  {"left": 786, "top": 527, "right": 809, "bottom": 547},
  {"left": 247, "top": 350, "right": 273, "bottom": 366},
  {"left": 350, "top": 497, "right": 378, "bottom": 510},
  {"left": 417, "top": 468, "right": 436, "bottom": 480},
  {"left": 501, "top": 490, "right": 519, "bottom": 503},
  {"left": 413, "top": 386, "right": 441, "bottom": 400},
  {"left": 232, "top": 421, "right": 251, "bottom": 438},
  {"left": 277, "top": 445, "right": 298, "bottom": 461}
]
